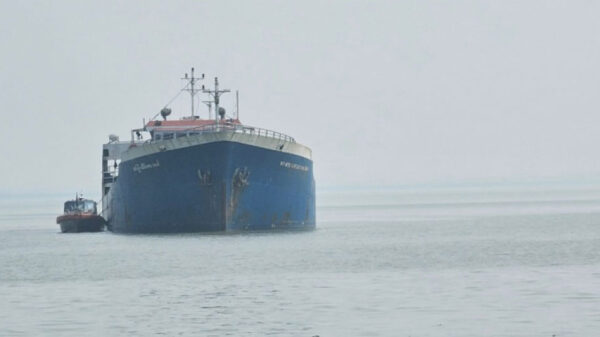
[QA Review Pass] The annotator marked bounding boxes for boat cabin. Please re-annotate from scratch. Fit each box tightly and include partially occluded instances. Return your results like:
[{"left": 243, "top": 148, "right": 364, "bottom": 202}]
[{"left": 64, "top": 198, "right": 97, "bottom": 215}]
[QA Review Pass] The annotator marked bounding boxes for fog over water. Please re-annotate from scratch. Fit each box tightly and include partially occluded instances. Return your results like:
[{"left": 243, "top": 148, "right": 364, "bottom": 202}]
[
  {"left": 2, "top": 187, "right": 600, "bottom": 336},
  {"left": 2, "top": 1, "right": 600, "bottom": 196}
]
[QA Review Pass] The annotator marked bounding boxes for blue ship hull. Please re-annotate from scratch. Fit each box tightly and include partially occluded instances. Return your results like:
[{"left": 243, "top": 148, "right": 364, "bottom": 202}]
[{"left": 105, "top": 141, "right": 315, "bottom": 233}]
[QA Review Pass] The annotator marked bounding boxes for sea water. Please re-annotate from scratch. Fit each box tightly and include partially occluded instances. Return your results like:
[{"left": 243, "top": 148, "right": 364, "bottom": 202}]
[{"left": 1, "top": 186, "right": 599, "bottom": 336}]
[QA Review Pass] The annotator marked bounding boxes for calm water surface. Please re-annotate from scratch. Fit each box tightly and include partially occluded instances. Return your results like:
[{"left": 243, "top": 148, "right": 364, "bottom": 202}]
[{"left": 1, "top": 187, "right": 600, "bottom": 336}]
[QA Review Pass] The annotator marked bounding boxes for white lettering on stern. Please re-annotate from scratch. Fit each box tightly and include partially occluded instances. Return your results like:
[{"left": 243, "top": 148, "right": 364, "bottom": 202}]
[
  {"left": 280, "top": 161, "right": 309, "bottom": 172},
  {"left": 133, "top": 160, "right": 160, "bottom": 173}
]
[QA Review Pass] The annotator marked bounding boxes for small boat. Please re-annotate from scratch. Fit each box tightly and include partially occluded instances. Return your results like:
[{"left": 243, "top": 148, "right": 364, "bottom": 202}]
[{"left": 56, "top": 194, "right": 105, "bottom": 233}]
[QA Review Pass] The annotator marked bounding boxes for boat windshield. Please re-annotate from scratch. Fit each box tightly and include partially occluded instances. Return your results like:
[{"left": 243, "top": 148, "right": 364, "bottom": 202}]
[{"left": 64, "top": 200, "right": 96, "bottom": 214}]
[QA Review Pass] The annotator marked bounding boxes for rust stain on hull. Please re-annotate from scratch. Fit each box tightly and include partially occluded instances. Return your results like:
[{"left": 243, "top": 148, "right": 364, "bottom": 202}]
[{"left": 228, "top": 167, "right": 250, "bottom": 223}]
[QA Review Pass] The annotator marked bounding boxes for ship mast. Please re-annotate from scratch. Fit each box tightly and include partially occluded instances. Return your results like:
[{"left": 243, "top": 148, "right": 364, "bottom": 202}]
[
  {"left": 236, "top": 90, "right": 239, "bottom": 120},
  {"left": 203, "top": 77, "right": 230, "bottom": 124},
  {"left": 181, "top": 67, "right": 204, "bottom": 118}
]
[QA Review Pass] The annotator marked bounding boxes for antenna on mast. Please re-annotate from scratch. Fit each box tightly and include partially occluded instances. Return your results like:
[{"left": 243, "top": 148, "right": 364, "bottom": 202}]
[
  {"left": 236, "top": 90, "right": 239, "bottom": 120},
  {"left": 203, "top": 77, "right": 230, "bottom": 125},
  {"left": 181, "top": 67, "right": 205, "bottom": 118}
]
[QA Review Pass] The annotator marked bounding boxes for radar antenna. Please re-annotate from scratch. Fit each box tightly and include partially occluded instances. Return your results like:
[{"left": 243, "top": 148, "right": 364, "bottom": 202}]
[{"left": 181, "top": 67, "right": 205, "bottom": 118}]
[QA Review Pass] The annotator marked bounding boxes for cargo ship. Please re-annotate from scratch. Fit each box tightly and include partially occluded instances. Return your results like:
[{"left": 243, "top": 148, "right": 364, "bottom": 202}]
[{"left": 101, "top": 69, "right": 315, "bottom": 233}]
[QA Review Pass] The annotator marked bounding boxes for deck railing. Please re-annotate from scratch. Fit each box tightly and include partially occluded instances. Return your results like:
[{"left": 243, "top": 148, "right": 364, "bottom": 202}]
[{"left": 149, "top": 123, "right": 296, "bottom": 143}]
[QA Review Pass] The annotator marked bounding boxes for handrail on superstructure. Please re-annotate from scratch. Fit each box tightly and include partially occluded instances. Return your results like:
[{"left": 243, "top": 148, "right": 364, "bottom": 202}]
[{"left": 147, "top": 123, "right": 296, "bottom": 143}]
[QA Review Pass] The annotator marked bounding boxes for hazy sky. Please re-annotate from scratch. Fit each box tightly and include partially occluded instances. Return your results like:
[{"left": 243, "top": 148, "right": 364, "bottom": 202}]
[{"left": 1, "top": 1, "right": 600, "bottom": 197}]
